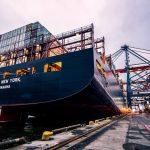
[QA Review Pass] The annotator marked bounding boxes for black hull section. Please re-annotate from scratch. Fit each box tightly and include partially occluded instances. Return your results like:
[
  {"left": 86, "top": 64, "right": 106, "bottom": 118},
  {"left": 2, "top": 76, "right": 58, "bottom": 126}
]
[
  {"left": 0, "top": 77, "right": 120, "bottom": 125},
  {"left": 0, "top": 48, "right": 94, "bottom": 106},
  {"left": 0, "top": 48, "right": 125, "bottom": 124}
]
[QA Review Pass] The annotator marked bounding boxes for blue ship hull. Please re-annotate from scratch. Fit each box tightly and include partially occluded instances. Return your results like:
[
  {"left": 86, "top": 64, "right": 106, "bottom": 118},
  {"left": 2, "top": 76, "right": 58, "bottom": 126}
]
[{"left": 0, "top": 48, "right": 125, "bottom": 124}]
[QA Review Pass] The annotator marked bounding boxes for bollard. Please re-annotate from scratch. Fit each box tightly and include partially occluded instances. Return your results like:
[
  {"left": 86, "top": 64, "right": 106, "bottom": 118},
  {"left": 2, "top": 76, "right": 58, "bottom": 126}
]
[
  {"left": 95, "top": 120, "right": 99, "bottom": 123},
  {"left": 89, "top": 121, "right": 94, "bottom": 125},
  {"left": 112, "top": 116, "right": 116, "bottom": 120},
  {"left": 42, "top": 131, "right": 53, "bottom": 140},
  {"left": 106, "top": 117, "right": 110, "bottom": 120}
]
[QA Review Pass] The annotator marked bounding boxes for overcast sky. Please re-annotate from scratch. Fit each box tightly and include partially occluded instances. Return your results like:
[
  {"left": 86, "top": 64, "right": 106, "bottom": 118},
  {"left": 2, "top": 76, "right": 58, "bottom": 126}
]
[{"left": 0, "top": 0, "right": 150, "bottom": 64}]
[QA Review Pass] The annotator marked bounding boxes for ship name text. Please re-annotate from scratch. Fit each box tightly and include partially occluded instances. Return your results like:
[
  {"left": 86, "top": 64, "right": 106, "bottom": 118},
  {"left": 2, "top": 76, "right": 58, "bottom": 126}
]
[
  {"left": 1, "top": 77, "right": 21, "bottom": 84},
  {"left": 0, "top": 77, "right": 21, "bottom": 89}
]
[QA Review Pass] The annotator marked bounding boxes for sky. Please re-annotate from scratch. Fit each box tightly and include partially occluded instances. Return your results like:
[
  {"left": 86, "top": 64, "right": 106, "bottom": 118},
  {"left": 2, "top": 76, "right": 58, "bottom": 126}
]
[{"left": 0, "top": 0, "right": 150, "bottom": 69}]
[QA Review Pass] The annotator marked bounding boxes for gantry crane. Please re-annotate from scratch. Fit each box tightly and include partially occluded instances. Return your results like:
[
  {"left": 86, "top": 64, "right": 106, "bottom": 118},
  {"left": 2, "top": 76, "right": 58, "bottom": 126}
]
[{"left": 111, "top": 45, "right": 150, "bottom": 108}]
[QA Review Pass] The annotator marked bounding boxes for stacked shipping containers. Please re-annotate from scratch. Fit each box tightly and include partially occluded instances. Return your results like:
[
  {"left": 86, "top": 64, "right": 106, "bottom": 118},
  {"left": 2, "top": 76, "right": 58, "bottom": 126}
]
[{"left": 0, "top": 22, "right": 51, "bottom": 53}]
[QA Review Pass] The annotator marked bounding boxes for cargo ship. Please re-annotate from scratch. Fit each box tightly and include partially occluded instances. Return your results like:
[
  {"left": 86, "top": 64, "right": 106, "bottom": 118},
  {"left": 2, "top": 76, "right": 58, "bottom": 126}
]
[{"left": 0, "top": 22, "right": 125, "bottom": 125}]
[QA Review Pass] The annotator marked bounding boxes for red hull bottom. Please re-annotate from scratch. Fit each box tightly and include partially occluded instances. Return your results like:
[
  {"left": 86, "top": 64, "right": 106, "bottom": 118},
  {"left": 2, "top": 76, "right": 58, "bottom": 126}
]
[{"left": 0, "top": 107, "right": 26, "bottom": 125}]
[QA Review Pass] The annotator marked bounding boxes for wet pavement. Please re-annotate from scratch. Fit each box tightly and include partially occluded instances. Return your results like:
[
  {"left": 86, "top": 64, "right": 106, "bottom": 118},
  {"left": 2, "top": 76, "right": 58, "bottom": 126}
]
[{"left": 70, "top": 113, "right": 150, "bottom": 150}]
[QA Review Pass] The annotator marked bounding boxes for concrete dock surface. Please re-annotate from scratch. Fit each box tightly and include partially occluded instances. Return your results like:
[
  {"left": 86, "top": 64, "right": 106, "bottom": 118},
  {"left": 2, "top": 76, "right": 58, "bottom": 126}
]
[
  {"left": 8, "top": 113, "right": 150, "bottom": 150},
  {"left": 69, "top": 113, "right": 150, "bottom": 150}
]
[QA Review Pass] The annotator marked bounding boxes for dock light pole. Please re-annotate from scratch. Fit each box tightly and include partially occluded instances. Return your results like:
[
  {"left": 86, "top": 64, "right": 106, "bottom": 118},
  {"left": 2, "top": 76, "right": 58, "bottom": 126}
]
[{"left": 122, "top": 45, "right": 131, "bottom": 108}]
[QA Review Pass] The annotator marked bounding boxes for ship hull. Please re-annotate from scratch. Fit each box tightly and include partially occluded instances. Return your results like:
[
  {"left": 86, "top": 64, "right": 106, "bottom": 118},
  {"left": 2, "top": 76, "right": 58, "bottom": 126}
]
[
  {"left": 0, "top": 78, "right": 119, "bottom": 125},
  {"left": 0, "top": 48, "right": 125, "bottom": 124}
]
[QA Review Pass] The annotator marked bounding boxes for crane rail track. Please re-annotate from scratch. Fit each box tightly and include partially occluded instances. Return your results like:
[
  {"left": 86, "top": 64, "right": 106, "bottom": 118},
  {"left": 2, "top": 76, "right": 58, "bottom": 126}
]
[
  {"left": 0, "top": 114, "right": 126, "bottom": 149},
  {"left": 46, "top": 115, "right": 126, "bottom": 150}
]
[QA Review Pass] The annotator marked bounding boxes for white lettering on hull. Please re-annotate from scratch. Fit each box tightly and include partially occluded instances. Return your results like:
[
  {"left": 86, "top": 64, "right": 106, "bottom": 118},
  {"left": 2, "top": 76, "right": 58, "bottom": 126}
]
[
  {"left": 10, "top": 77, "right": 21, "bottom": 83},
  {"left": 0, "top": 85, "right": 11, "bottom": 89},
  {"left": 0, "top": 77, "right": 21, "bottom": 89}
]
